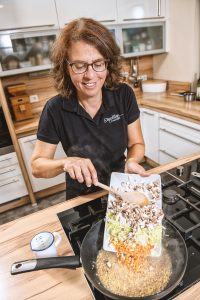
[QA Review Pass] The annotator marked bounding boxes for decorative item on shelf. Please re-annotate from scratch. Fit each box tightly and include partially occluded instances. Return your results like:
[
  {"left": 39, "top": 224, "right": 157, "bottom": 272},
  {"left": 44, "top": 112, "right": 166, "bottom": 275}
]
[
  {"left": 26, "top": 42, "right": 44, "bottom": 66},
  {"left": 6, "top": 84, "right": 33, "bottom": 122},
  {"left": 2, "top": 55, "right": 20, "bottom": 71}
]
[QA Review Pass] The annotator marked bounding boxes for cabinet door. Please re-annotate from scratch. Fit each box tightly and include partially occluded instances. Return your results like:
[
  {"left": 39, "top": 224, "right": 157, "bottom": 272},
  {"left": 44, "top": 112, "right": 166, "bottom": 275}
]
[
  {"left": 117, "top": 0, "right": 166, "bottom": 22},
  {"left": 159, "top": 114, "right": 200, "bottom": 164},
  {"left": 0, "top": 30, "right": 58, "bottom": 77},
  {"left": 55, "top": 0, "right": 117, "bottom": 27},
  {"left": 121, "top": 21, "right": 166, "bottom": 58},
  {"left": 140, "top": 108, "right": 159, "bottom": 162},
  {"left": 18, "top": 135, "right": 65, "bottom": 192},
  {"left": 0, "top": 0, "right": 58, "bottom": 30}
]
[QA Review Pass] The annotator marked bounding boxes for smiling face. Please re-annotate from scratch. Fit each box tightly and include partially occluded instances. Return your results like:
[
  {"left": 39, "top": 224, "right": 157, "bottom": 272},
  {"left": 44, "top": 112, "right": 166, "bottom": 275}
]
[{"left": 67, "top": 41, "right": 108, "bottom": 102}]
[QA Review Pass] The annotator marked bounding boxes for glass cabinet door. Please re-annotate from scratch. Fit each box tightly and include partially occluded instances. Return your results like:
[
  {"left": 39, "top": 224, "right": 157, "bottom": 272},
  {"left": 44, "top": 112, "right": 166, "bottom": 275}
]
[
  {"left": 0, "top": 29, "right": 58, "bottom": 76},
  {"left": 121, "top": 22, "right": 166, "bottom": 57},
  {"left": 107, "top": 25, "right": 121, "bottom": 47}
]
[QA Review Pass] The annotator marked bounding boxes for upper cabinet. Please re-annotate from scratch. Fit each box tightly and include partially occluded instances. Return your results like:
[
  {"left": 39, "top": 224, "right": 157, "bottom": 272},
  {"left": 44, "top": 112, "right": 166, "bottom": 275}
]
[
  {"left": 120, "top": 21, "right": 166, "bottom": 57},
  {"left": 55, "top": 0, "right": 117, "bottom": 27},
  {"left": 0, "top": 0, "right": 168, "bottom": 76},
  {"left": 0, "top": 29, "right": 58, "bottom": 76},
  {"left": 0, "top": 0, "right": 58, "bottom": 30},
  {"left": 117, "top": 0, "right": 166, "bottom": 23}
]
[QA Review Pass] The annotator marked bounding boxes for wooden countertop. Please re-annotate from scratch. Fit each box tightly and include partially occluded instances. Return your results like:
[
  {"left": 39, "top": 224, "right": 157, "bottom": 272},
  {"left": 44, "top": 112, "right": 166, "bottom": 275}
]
[
  {"left": 14, "top": 91, "right": 200, "bottom": 136},
  {"left": 137, "top": 92, "right": 200, "bottom": 124},
  {"left": 1, "top": 152, "right": 200, "bottom": 300}
]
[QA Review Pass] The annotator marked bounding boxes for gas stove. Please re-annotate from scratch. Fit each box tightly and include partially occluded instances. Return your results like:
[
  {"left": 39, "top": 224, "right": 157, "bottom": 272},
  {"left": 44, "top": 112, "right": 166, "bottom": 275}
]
[{"left": 58, "top": 158, "right": 200, "bottom": 300}]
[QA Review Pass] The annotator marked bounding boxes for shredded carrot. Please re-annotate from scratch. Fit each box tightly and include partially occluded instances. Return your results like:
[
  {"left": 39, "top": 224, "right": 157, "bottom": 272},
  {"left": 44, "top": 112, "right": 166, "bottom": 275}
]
[{"left": 111, "top": 239, "right": 153, "bottom": 272}]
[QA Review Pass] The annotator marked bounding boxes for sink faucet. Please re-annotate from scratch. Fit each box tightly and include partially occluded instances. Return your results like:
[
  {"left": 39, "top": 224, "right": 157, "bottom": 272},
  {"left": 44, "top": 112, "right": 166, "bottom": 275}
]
[{"left": 129, "top": 58, "right": 141, "bottom": 88}]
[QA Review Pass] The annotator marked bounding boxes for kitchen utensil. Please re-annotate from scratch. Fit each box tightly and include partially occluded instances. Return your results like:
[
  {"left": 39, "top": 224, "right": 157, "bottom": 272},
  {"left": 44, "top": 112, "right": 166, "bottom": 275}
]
[
  {"left": 96, "top": 181, "right": 149, "bottom": 207},
  {"left": 142, "top": 80, "right": 167, "bottom": 93},
  {"left": 30, "top": 231, "right": 62, "bottom": 258},
  {"left": 3, "top": 55, "right": 20, "bottom": 70},
  {"left": 11, "top": 219, "right": 187, "bottom": 300},
  {"left": 183, "top": 92, "right": 196, "bottom": 102},
  {"left": 191, "top": 172, "right": 200, "bottom": 178},
  {"left": 170, "top": 92, "right": 185, "bottom": 97}
]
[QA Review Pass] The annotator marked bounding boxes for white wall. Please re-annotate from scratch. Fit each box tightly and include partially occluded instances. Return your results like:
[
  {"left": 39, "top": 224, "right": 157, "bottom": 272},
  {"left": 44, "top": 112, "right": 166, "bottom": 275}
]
[{"left": 153, "top": 0, "right": 200, "bottom": 86}]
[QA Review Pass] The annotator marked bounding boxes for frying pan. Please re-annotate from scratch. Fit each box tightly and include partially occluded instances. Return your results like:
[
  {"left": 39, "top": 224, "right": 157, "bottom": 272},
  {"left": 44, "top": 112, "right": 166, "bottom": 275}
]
[{"left": 11, "top": 219, "right": 187, "bottom": 300}]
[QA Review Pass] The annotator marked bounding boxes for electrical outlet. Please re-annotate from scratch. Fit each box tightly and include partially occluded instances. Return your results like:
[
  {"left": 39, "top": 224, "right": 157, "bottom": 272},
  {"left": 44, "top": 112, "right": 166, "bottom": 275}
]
[
  {"left": 29, "top": 94, "right": 39, "bottom": 103},
  {"left": 138, "top": 74, "right": 147, "bottom": 81}
]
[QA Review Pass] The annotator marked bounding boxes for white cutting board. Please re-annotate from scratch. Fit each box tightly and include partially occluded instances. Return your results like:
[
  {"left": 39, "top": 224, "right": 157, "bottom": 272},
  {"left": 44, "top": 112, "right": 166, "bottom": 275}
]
[{"left": 103, "top": 172, "right": 162, "bottom": 255}]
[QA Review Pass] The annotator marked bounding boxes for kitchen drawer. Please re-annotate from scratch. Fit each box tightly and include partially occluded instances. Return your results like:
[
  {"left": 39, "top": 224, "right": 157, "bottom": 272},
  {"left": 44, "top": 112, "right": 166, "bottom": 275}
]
[
  {"left": 0, "top": 175, "right": 28, "bottom": 204},
  {"left": 0, "top": 164, "right": 22, "bottom": 181},
  {"left": 158, "top": 149, "right": 177, "bottom": 164},
  {"left": 18, "top": 135, "right": 66, "bottom": 192},
  {"left": 0, "top": 152, "right": 18, "bottom": 169},
  {"left": 159, "top": 114, "right": 200, "bottom": 143},
  {"left": 159, "top": 129, "right": 200, "bottom": 160}
]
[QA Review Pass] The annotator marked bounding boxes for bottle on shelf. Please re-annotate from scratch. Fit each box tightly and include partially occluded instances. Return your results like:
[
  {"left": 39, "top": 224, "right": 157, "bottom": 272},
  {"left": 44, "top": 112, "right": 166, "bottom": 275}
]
[{"left": 196, "top": 77, "right": 200, "bottom": 100}]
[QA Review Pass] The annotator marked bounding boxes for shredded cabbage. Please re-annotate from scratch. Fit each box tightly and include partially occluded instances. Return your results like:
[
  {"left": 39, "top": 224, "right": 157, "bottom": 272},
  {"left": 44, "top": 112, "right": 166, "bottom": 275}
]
[{"left": 106, "top": 214, "right": 162, "bottom": 248}]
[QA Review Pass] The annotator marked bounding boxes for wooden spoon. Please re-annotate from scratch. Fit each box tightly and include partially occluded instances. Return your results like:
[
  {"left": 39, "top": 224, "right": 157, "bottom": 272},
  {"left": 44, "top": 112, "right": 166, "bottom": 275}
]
[{"left": 96, "top": 182, "right": 149, "bottom": 207}]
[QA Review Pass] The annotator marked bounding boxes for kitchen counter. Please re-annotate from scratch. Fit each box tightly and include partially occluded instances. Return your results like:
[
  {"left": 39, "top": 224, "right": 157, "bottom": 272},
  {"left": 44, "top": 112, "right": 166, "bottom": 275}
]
[
  {"left": 14, "top": 91, "right": 200, "bottom": 136},
  {"left": 137, "top": 92, "right": 200, "bottom": 124},
  {"left": 1, "top": 152, "right": 200, "bottom": 300}
]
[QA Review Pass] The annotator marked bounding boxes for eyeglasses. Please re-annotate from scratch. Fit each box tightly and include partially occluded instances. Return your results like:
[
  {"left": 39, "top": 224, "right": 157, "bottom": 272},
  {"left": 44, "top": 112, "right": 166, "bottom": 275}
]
[{"left": 66, "top": 59, "right": 109, "bottom": 74}]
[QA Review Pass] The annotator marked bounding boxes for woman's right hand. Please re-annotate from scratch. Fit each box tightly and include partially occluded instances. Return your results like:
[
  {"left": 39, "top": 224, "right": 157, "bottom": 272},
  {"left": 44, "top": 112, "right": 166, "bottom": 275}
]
[{"left": 63, "top": 157, "right": 98, "bottom": 187}]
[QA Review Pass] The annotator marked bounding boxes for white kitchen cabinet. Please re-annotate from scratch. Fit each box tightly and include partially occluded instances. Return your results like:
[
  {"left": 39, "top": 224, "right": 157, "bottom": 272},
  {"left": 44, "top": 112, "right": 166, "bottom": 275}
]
[
  {"left": 140, "top": 108, "right": 159, "bottom": 163},
  {"left": 117, "top": 0, "right": 166, "bottom": 23},
  {"left": 120, "top": 21, "right": 166, "bottom": 58},
  {"left": 0, "top": 0, "right": 58, "bottom": 30},
  {"left": 18, "top": 135, "right": 66, "bottom": 192},
  {"left": 0, "top": 152, "right": 28, "bottom": 204},
  {"left": 159, "top": 113, "right": 200, "bottom": 164},
  {"left": 140, "top": 108, "right": 200, "bottom": 165},
  {"left": 55, "top": 0, "right": 117, "bottom": 27},
  {"left": 0, "top": 152, "right": 18, "bottom": 168},
  {"left": 0, "top": 29, "right": 58, "bottom": 77}
]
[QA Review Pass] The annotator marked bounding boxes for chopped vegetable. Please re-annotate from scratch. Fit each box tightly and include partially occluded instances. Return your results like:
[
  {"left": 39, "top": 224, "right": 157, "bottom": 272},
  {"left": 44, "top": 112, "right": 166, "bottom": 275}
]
[{"left": 112, "top": 239, "right": 153, "bottom": 271}]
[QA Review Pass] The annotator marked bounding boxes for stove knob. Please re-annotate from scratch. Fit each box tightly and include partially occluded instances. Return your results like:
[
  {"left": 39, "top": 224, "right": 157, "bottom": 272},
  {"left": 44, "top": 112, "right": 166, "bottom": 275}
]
[{"left": 176, "top": 165, "right": 184, "bottom": 176}]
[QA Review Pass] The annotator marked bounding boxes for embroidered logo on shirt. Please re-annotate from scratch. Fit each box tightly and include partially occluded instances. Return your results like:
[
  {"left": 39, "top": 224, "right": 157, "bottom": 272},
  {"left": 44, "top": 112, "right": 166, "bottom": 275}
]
[{"left": 104, "top": 114, "right": 123, "bottom": 124}]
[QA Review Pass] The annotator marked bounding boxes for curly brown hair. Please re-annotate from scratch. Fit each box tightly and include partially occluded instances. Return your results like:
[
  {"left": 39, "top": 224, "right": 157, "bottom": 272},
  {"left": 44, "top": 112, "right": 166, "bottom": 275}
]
[{"left": 50, "top": 18, "right": 122, "bottom": 97}]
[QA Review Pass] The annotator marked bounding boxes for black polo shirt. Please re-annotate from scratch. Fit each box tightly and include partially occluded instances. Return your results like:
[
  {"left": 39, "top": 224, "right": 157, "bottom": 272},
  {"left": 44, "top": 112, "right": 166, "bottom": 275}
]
[{"left": 37, "top": 83, "right": 140, "bottom": 199}]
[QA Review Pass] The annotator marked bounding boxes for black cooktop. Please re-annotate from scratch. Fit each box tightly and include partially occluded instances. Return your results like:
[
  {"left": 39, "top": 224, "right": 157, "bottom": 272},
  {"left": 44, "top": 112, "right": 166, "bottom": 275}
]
[{"left": 58, "top": 158, "right": 200, "bottom": 300}]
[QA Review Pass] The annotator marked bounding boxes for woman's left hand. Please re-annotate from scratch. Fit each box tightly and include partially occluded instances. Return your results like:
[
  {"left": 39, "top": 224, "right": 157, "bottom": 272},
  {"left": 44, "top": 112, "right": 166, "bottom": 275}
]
[{"left": 125, "top": 158, "right": 149, "bottom": 176}]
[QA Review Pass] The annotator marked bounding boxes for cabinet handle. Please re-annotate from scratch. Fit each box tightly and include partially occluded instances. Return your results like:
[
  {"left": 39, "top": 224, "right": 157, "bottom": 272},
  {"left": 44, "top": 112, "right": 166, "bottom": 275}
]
[
  {"left": 158, "top": 0, "right": 161, "bottom": 16},
  {"left": 143, "top": 111, "right": 155, "bottom": 116},
  {"left": 159, "top": 149, "right": 178, "bottom": 159},
  {"left": 0, "top": 178, "right": 19, "bottom": 188},
  {"left": 122, "top": 17, "right": 161, "bottom": 21},
  {"left": 160, "top": 116, "right": 200, "bottom": 132},
  {"left": 24, "top": 138, "right": 37, "bottom": 144},
  {"left": 0, "top": 168, "right": 16, "bottom": 175},
  {"left": 0, "top": 157, "right": 12, "bottom": 163},
  {"left": 99, "top": 19, "right": 116, "bottom": 23},
  {"left": 160, "top": 128, "right": 200, "bottom": 145},
  {"left": 0, "top": 24, "right": 57, "bottom": 32},
  {"left": 65, "top": 20, "right": 116, "bottom": 26}
]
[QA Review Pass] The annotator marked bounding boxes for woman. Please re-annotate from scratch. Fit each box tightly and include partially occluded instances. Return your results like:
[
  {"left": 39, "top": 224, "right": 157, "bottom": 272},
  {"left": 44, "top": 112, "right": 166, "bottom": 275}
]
[{"left": 31, "top": 18, "right": 148, "bottom": 200}]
